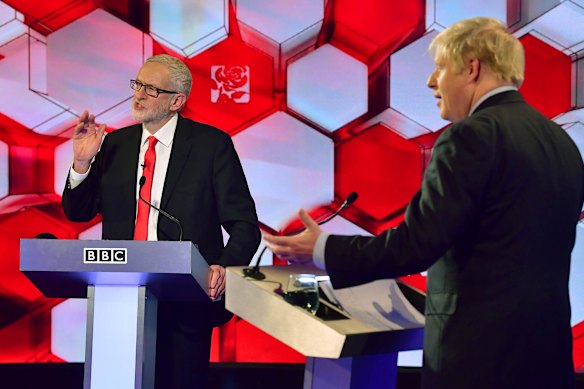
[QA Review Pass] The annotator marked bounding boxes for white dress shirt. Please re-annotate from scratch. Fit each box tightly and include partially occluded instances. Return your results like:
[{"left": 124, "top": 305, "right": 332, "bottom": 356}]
[{"left": 69, "top": 113, "right": 179, "bottom": 241}]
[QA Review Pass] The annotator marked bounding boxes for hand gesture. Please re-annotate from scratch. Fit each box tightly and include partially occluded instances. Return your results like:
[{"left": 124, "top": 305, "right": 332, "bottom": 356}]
[
  {"left": 72, "top": 110, "right": 106, "bottom": 173},
  {"left": 264, "top": 209, "right": 322, "bottom": 264},
  {"left": 208, "top": 264, "right": 226, "bottom": 301}
]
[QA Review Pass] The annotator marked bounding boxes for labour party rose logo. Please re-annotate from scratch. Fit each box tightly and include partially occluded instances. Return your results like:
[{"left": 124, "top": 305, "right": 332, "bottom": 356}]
[{"left": 211, "top": 65, "right": 250, "bottom": 103}]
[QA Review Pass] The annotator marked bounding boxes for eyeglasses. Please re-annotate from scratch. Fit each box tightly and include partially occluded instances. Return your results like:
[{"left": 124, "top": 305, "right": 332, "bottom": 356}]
[{"left": 130, "top": 80, "right": 177, "bottom": 98}]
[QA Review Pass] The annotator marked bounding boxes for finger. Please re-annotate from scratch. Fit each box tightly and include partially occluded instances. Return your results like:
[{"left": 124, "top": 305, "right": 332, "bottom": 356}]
[
  {"left": 264, "top": 234, "right": 291, "bottom": 246},
  {"left": 209, "top": 268, "right": 220, "bottom": 289},
  {"left": 79, "top": 110, "right": 89, "bottom": 123},
  {"left": 96, "top": 123, "right": 107, "bottom": 137},
  {"left": 298, "top": 208, "right": 320, "bottom": 231}
]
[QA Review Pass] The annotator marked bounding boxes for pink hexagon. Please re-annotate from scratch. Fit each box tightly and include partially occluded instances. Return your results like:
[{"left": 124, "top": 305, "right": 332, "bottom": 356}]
[
  {"left": 46, "top": 9, "right": 152, "bottom": 118},
  {"left": 150, "top": 0, "right": 228, "bottom": 58},
  {"left": 426, "top": 0, "right": 509, "bottom": 31},
  {"left": 0, "top": 1, "right": 26, "bottom": 46},
  {"left": 236, "top": 0, "right": 324, "bottom": 89},
  {"left": 511, "top": 1, "right": 584, "bottom": 54},
  {"left": 232, "top": 111, "right": 333, "bottom": 230},
  {"left": 51, "top": 299, "right": 87, "bottom": 362},
  {"left": 287, "top": 44, "right": 367, "bottom": 132},
  {"left": 0, "top": 33, "right": 76, "bottom": 135}
]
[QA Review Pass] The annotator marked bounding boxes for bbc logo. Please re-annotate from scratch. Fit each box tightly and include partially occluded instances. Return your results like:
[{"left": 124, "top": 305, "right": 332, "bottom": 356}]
[{"left": 84, "top": 248, "right": 127, "bottom": 264}]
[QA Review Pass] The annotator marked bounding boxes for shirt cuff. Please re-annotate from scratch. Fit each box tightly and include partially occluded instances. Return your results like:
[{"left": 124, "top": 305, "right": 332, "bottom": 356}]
[
  {"left": 68, "top": 165, "right": 90, "bottom": 190},
  {"left": 313, "top": 232, "right": 330, "bottom": 270}
]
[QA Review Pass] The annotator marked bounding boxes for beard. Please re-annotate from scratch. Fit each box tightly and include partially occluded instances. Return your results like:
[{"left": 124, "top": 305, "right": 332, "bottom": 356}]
[{"left": 132, "top": 98, "right": 173, "bottom": 125}]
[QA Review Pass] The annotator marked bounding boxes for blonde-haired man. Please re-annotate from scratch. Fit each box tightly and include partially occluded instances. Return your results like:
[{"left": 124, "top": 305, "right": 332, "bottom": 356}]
[
  {"left": 63, "top": 54, "right": 260, "bottom": 388},
  {"left": 265, "top": 17, "right": 583, "bottom": 388}
]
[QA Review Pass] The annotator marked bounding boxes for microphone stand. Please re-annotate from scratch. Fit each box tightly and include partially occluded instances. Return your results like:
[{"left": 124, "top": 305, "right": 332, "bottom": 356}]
[
  {"left": 138, "top": 176, "right": 184, "bottom": 241},
  {"left": 243, "top": 192, "right": 358, "bottom": 280}
]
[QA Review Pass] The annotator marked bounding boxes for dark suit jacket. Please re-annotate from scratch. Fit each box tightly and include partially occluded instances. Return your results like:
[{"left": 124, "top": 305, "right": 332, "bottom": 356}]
[
  {"left": 62, "top": 115, "right": 260, "bottom": 327},
  {"left": 325, "top": 91, "right": 584, "bottom": 388}
]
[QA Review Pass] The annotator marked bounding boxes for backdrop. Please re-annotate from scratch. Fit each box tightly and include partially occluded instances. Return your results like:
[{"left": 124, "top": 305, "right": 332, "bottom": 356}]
[{"left": 0, "top": 0, "right": 582, "bottom": 370}]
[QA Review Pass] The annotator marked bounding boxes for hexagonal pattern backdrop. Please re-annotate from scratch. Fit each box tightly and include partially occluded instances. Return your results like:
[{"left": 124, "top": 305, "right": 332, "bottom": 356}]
[{"left": 0, "top": 0, "right": 582, "bottom": 372}]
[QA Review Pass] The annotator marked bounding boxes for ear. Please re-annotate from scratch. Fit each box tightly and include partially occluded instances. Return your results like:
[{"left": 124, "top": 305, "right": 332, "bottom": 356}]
[
  {"left": 170, "top": 94, "right": 187, "bottom": 112},
  {"left": 468, "top": 58, "right": 481, "bottom": 82}
]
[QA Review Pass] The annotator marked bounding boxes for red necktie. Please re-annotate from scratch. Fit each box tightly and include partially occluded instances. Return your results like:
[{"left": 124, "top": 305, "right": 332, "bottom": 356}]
[{"left": 134, "top": 136, "right": 158, "bottom": 240}]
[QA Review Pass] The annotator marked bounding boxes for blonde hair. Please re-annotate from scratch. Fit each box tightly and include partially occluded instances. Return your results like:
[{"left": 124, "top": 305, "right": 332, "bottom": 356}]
[
  {"left": 430, "top": 17, "right": 524, "bottom": 87},
  {"left": 145, "top": 54, "right": 193, "bottom": 98}
]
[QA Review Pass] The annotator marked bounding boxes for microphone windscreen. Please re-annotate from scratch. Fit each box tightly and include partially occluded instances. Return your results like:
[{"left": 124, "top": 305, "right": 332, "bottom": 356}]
[
  {"left": 139, "top": 176, "right": 146, "bottom": 186},
  {"left": 346, "top": 192, "right": 358, "bottom": 205},
  {"left": 35, "top": 232, "right": 57, "bottom": 239}
]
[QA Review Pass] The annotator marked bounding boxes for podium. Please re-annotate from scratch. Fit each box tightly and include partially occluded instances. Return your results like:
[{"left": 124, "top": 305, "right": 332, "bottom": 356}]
[
  {"left": 20, "top": 239, "right": 211, "bottom": 389},
  {"left": 225, "top": 265, "right": 424, "bottom": 389}
]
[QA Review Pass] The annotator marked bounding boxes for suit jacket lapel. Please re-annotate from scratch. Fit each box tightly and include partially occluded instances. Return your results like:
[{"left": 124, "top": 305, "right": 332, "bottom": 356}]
[
  {"left": 121, "top": 125, "right": 142, "bottom": 236},
  {"left": 161, "top": 115, "right": 193, "bottom": 209}
]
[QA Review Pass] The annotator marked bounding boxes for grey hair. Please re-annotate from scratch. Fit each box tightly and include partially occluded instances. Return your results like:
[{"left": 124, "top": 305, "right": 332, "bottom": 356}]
[{"left": 145, "top": 54, "right": 193, "bottom": 98}]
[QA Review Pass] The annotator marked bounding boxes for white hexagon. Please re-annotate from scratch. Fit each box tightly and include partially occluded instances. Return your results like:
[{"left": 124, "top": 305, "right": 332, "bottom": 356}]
[
  {"left": 0, "top": 1, "right": 26, "bottom": 46},
  {"left": 0, "top": 140, "right": 7, "bottom": 198},
  {"left": 288, "top": 44, "right": 367, "bottom": 132},
  {"left": 233, "top": 111, "right": 334, "bottom": 229},
  {"left": 354, "top": 108, "right": 432, "bottom": 139},
  {"left": 571, "top": 220, "right": 584, "bottom": 327},
  {"left": 0, "top": 34, "right": 76, "bottom": 135},
  {"left": 150, "top": 0, "right": 228, "bottom": 58},
  {"left": 390, "top": 31, "right": 448, "bottom": 132},
  {"left": 47, "top": 9, "right": 152, "bottom": 118},
  {"left": 555, "top": 109, "right": 584, "bottom": 166},
  {"left": 79, "top": 222, "right": 103, "bottom": 240},
  {"left": 426, "top": 0, "right": 510, "bottom": 31},
  {"left": 237, "top": 0, "right": 324, "bottom": 88},
  {"left": 51, "top": 298, "right": 87, "bottom": 362},
  {"left": 511, "top": 1, "right": 584, "bottom": 54},
  {"left": 54, "top": 139, "right": 73, "bottom": 195}
]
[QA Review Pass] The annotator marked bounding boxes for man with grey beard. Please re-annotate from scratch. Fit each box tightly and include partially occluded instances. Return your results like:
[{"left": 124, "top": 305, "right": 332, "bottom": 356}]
[{"left": 62, "top": 54, "right": 260, "bottom": 388}]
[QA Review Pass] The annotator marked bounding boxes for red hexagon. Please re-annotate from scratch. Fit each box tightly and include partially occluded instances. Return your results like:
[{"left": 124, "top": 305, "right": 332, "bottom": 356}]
[
  {"left": 519, "top": 34, "right": 571, "bottom": 119},
  {"left": 3, "top": 0, "right": 97, "bottom": 35},
  {"left": 335, "top": 124, "right": 440, "bottom": 234},
  {"left": 181, "top": 37, "right": 276, "bottom": 136},
  {"left": 0, "top": 204, "right": 87, "bottom": 362},
  {"left": 331, "top": 0, "right": 425, "bottom": 66}
]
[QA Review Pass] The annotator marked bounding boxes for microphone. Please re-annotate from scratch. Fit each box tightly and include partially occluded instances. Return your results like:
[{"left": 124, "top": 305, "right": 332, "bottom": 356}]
[
  {"left": 138, "top": 176, "right": 184, "bottom": 241},
  {"left": 35, "top": 232, "right": 57, "bottom": 239},
  {"left": 243, "top": 192, "right": 359, "bottom": 280}
]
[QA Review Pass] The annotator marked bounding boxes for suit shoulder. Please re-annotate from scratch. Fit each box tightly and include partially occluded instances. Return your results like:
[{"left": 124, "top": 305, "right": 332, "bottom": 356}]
[
  {"left": 180, "top": 117, "right": 232, "bottom": 143},
  {"left": 103, "top": 123, "right": 141, "bottom": 142}
]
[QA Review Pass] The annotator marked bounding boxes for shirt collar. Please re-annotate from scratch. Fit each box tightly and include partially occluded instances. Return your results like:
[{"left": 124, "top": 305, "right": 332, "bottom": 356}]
[
  {"left": 469, "top": 85, "right": 518, "bottom": 117},
  {"left": 140, "top": 113, "right": 178, "bottom": 148}
]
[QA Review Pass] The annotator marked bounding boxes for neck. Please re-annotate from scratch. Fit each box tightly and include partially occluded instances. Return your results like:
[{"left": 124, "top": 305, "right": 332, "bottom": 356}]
[
  {"left": 144, "top": 113, "right": 175, "bottom": 135},
  {"left": 469, "top": 78, "right": 514, "bottom": 112}
]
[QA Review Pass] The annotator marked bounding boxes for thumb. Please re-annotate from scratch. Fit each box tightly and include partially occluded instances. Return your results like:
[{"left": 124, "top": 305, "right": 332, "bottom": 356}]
[{"left": 298, "top": 209, "right": 320, "bottom": 232}]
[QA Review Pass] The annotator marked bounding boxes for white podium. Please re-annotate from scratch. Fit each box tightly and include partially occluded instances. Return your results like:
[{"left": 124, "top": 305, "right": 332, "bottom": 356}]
[{"left": 226, "top": 265, "right": 424, "bottom": 389}]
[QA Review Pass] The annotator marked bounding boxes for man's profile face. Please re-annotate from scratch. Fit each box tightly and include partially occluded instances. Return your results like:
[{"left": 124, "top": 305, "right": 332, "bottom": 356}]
[
  {"left": 426, "top": 55, "right": 472, "bottom": 123},
  {"left": 132, "top": 61, "right": 175, "bottom": 125}
]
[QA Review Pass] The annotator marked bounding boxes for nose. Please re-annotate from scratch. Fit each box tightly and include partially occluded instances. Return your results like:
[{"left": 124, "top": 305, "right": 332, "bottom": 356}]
[
  {"left": 134, "top": 86, "right": 147, "bottom": 99},
  {"left": 427, "top": 69, "right": 437, "bottom": 89}
]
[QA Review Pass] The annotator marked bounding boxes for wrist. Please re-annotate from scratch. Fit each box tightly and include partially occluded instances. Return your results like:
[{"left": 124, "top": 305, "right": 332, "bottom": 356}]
[{"left": 72, "top": 160, "right": 90, "bottom": 174}]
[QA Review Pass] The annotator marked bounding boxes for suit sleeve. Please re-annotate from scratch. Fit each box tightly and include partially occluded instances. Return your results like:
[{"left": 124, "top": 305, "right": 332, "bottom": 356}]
[
  {"left": 325, "top": 121, "right": 495, "bottom": 288},
  {"left": 61, "top": 136, "right": 108, "bottom": 222},
  {"left": 212, "top": 135, "right": 260, "bottom": 267}
]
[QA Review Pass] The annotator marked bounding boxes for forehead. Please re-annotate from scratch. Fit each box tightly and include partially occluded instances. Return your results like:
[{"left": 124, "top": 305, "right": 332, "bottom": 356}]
[{"left": 136, "top": 62, "right": 171, "bottom": 87}]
